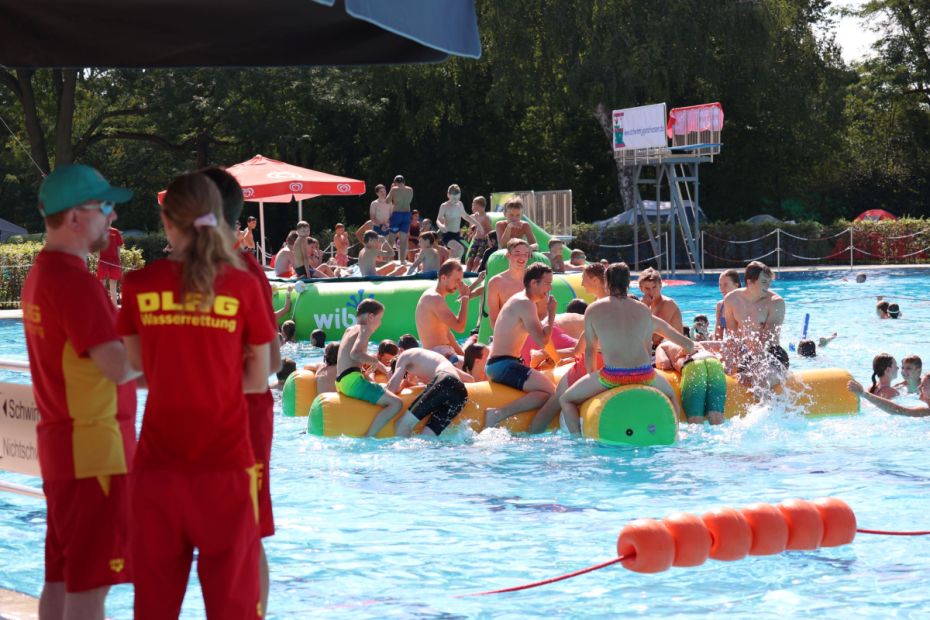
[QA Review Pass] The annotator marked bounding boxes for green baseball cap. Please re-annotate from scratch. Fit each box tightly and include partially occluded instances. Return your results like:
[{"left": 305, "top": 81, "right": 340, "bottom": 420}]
[{"left": 38, "top": 164, "right": 133, "bottom": 217}]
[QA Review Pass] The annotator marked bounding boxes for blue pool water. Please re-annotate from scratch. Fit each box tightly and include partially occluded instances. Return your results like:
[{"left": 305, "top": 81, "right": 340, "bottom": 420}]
[{"left": 3, "top": 268, "right": 930, "bottom": 618}]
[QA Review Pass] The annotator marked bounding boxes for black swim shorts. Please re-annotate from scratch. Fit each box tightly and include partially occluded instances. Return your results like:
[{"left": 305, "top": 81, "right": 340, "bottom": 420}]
[{"left": 409, "top": 373, "right": 469, "bottom": 435}]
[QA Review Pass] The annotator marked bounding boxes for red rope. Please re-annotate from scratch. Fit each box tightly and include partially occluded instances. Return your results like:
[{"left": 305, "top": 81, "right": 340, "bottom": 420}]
[
  {"left": 856, "top": 528, "right": 930, "bottom": 536},
  {"left": 458, "top": 555, "right": 628, "bottom": 597}
]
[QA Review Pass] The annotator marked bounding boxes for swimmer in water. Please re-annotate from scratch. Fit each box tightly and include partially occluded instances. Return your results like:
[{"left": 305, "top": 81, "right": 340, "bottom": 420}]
[
  {"left": 895, "top": 354, "right": 923, "bottom": 394},
  {"left": 848, "top": 373, "right": 930, "bottom": 417},
  {"left": 867, "top": 353, "right": 899, "bottom": 399},
  {"left": 714, "top": 269, "right": 741, "bottom": 339}
]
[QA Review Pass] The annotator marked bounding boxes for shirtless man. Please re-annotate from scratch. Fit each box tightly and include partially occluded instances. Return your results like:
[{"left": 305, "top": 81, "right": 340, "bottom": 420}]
[
  {"left": 637, "top": 267, "right": 683, "bottom": 348},
  {"left": 335, "top": 299, "right": 411, "bottom": 437},
  {"left": 484, "top": 264, "right": 557, "bottom": 427},
  {"left": 528, "top": 264, "right": 607, "bottom": 432},
  {"left": 465, "top": 196, "right": 492, "bottom": 272},
  {"left": 722, "top": 261, "right": 786, "bottom": 385},
  {"left": 386, "top": 175, "right": 414, "bottom": 264},
  {"left": 306, "top": 237, "right": 334, "bottom": 277},
  {"left": 358, "top": 231, "right": 401, "bottom": 277},
  {"left": 560, "top": 263, "right": 694, "bottom": 434},
  {"left": 370, "top": 184, "right": 393, "bottom": 238},
  {"left": 486, "top": 238, "right": 531, "bottom": 327},
  {"left": 437, "top": 184, "right": 485, "bottom": 260},
  {"left": 274, "top": 230, "right": 297, "bottom": 277},
  {"left": 414, "top": 259, "right": 472, "bottom": 363},
  {"left": 406, "top": 231, "right": 441, "bottom": 276},
  {"left": 554, "top": 299, "right": 588, "bottom": 340},
  {"left": 714, "top": 269, "right": 741, "bottom": 339},
  {"left": 314, "top": 342, "right": 339, "bottom": 393},
  {"left": 581, "top": 262, "right": 609, "bottom": 299},
  {"left": 333, "top": 223, "right": 350, "bottom": 268},
  {"left": 495, "top": 198, "right": 538, "bottom": 251},
  {"left": 292, "top": 220, "right": 312, "bottom": 278},
  {"left": 387, "top": 347, "right": 475, "bottom": 437}
]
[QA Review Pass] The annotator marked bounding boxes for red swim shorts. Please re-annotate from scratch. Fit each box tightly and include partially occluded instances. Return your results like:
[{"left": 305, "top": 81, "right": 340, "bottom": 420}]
[
  {"left": 44, "top": 474, "right": 132, "bottom": 592},
  {"left": 131, "top": 468, "right": 261, "bottom": 620}
]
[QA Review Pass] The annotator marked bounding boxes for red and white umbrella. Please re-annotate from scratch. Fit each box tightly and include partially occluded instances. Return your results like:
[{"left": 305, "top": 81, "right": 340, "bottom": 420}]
[{"left": 159, "top": 154, "right": 366, "bottom": 264}]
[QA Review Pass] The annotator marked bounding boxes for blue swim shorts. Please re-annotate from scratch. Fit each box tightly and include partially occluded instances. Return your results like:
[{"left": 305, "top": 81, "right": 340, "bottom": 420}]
[
  {"left": 389, "top": 211, "right": 412, "bottom": 234},
  {"left": 486, "top": 355, "right": 532, "bottom": 391}
]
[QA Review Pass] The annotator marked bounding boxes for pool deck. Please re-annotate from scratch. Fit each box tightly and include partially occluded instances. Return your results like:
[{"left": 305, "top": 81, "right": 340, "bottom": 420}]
[{"left": 0, "top": 588, "right": 37, "bottom": 620}]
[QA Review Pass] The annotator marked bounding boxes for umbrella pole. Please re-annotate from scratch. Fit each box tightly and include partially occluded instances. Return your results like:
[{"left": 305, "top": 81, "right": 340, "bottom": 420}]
[
  {"left": 259, "top": 201, "right": 267, "bottom": 266},
  {"left": 298, "top": 199, "right": 303, "bottom": 223}
]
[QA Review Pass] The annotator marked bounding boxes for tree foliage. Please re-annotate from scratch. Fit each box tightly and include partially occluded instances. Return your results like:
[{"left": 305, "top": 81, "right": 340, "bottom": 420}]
[{"left": 0, "top": 0, "right": 927, "bottom": 248}]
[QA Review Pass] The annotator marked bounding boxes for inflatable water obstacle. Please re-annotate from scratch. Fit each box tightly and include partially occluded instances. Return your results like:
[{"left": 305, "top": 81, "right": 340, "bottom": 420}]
[
  {"left": 270, "top": 213, "right": 587, "bottom": 342},
  {"left": 282, "top": 366, "right": 859, "bottom": 446}
]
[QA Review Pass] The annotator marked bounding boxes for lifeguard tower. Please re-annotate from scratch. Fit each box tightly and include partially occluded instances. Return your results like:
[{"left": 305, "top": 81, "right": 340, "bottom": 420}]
[{"left": 613, "top": 102, "right": 723, "bottom": 275}]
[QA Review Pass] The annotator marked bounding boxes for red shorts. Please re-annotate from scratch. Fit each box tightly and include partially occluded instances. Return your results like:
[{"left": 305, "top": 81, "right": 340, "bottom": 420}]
[
  {"left": 132, "top": 469, "right": 261, "bottom": 620},
  {"left": 44, "top": 475, "right": 132, "bottom": 592},
  {"left": 247, "top": 390, "right": 275, "bottom": 537},
  {"left": 96, "top": 263, "right": 122, "bottom": 282}
]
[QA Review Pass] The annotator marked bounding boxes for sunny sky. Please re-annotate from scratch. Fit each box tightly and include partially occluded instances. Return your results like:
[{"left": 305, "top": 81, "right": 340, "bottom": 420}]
[{"left": 831, "top": 0, "right": 883, "bottom": 63}]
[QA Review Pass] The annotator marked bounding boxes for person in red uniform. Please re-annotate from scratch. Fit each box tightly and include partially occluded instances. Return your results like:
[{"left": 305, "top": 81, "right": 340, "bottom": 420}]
[
  {"left": 22, "top": 164, "right": 139, "bottom": 620},
  {"left": 201, "top": 166, "right": 280, "bottom": 616},
  {"left": 96, "top": 226, "right": 123, "bottom": 305},
  {"left": 117, "top": 172, "right": 275, "bottom": 620}
]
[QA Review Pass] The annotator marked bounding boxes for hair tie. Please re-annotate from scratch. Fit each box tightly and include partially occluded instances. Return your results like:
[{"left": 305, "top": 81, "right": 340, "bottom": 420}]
[{"left": 193, "top": 212, "right": 218, "bottom": 228}]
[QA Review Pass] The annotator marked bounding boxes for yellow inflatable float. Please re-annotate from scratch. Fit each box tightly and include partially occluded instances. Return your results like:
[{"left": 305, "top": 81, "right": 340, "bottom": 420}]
[{"left": 283, "top": 365, "right": 859, "bottom": 446}]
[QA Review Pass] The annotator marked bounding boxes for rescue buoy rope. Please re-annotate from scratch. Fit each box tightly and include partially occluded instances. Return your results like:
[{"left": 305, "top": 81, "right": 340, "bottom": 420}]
[
  {"left": 458, "top": 555, "right": 628, "bottom": 597},
  {"left": 461, "top": 499, "right": 930, "bottom": 597}
]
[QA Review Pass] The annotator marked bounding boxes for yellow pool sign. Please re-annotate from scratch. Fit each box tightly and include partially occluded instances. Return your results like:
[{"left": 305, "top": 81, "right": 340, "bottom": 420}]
[{"left": 0, "top": 382, "right": 40, "bottom": 476}]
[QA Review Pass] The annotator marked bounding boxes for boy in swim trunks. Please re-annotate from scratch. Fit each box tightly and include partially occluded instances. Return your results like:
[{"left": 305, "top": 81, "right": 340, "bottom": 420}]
[
  {"left": 436, "top": 184, "right": 485, "bottom": 261},
  {"left": 495, "top": 197, "right": 538, "bottom": 251},
  {"left": 560, "top": 262, "right": 694, "bottom": 434},
  {"left": 465, "top": 196, "right": 492, "bottom": 272},
  {"left": 895, "top": 354, "right": 922, "bottom": 394},
  {"left": 370, "top": 184, "right": 393, "bottom": 237},
  {"left": 406, "top": 231, "right": 441, "bottom": 277},
  {"left": 292, "top": 220, "right": 312, "bottom": 278},
  {"left": 386, "top": 175, "right": 414, "bottom": 264},
  {"left": 335, "top": 299, "right": 411, "bottom": 437},
  {"left": 484, "top": 264, "right": 558, "bottom": 428},
  {"left": 656, "top": 341, "right": 726, "bottom": 424},
  {"left": 387, "top": 347, "right": 475, "bottom": 437},
  {"left": 359, "top": 231, "right": 402, "bottom": 277},
  {"left": 333, "top": 223, "right": 350, "bottom": 267}
]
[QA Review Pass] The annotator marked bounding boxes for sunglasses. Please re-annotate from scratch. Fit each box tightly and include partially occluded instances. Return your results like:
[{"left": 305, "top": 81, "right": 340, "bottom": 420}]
[{"left": 80, "top": 201, "right": 115, "bottom": 217}]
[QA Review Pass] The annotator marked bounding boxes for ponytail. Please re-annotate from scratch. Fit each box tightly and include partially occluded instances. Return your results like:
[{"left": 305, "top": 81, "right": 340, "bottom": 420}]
[
  {"left": 162, "top": 173, "right": 242, "bottom": 310},
  {"left": 869, "top": 353, "right": 895, "bottom": 395}
]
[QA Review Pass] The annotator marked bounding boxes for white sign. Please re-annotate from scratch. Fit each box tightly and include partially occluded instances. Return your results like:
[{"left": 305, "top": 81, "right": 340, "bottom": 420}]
[
  {"left": 613, "top": 103, "right": 667, "bottom": 151},
  {"left": 0, "top": 382, "right": 41, "bottom": 476}
]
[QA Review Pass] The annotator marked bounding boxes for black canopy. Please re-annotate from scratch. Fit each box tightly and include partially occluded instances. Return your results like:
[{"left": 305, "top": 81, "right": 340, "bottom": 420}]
[{"left": 0, "top": 0, "right": 481, "bottom": 68}]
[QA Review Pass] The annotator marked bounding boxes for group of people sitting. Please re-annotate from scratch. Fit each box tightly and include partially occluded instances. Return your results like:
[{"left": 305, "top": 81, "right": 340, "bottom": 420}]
[
  {"left": 281, "top": 236, "right": 793, "bottom": 437},
  {"left": 269, "top": 182, "right": 590, "bottom": 281}
]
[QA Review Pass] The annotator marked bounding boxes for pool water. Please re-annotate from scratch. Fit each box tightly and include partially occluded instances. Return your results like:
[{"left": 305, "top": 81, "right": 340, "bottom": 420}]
[{"left": 3, "top": 269, "right": 930, "bottom": 618}]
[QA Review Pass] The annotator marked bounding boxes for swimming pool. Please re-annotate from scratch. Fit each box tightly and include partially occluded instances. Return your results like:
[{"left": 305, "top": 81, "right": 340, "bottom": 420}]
[{"left": 2, "top": 268, "right": 930, "bottom": 618}]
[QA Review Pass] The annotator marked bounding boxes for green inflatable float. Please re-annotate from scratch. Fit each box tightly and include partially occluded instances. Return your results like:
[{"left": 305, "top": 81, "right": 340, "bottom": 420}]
[{"left": 271, "top": 214, "right": 588, "bottom": 343}]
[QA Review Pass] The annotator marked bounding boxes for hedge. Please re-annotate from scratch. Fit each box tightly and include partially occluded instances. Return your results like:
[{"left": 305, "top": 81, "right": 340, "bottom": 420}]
[{"left": 0, "top": 241, "right": 145, "bottom": 308}]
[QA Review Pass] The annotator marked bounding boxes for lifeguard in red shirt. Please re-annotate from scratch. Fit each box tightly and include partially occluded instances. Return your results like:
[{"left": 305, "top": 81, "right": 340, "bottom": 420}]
[
  {"left": 202, "top": 165, "right": 281, "bottom": 616},
  {"left": 118, "top": 172, "right": 276, "bottom": 620},
  {"left": 96, "top": 226, "right": 123, "bottom": 305},
  {"left": 22, "top": 164, "right": 139, "bottom": 620}
]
